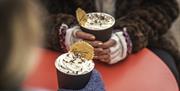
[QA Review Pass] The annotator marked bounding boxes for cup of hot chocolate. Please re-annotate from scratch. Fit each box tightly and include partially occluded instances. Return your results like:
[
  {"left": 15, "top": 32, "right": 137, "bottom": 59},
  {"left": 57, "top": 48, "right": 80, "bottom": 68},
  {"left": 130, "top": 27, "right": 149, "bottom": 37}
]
[
  {"left": 55, "top": 41, "right": 95, "bottom": 90},
  {"left": 80, "top": 12, "right": 115, "bottom": 42},
  {"left": 55, "top": 53, "right": 94, "bottom": 90}
]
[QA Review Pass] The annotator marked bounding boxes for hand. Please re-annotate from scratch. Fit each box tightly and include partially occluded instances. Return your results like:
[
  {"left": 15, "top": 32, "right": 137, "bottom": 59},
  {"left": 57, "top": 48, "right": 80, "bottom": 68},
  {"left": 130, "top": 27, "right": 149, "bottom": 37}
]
[
  {"left": 93, "top": 31, "right": 129, "bottom": 64},
  {"left": 93, "top": 39, "right": 116, "bottom": 63}
]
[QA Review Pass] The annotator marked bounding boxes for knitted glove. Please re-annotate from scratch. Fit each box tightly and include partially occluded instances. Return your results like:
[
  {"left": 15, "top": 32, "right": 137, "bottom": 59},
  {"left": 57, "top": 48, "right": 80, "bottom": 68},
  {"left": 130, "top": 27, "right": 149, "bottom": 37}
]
[
  {"left": 58, "top": 24, "right": 81, "bottom": 52},
  {"left": 109, "top": 28, "right": 132, "bottom": 64},
  {"left": 64, "top": 25, "right": 81, "bottom": 50}
]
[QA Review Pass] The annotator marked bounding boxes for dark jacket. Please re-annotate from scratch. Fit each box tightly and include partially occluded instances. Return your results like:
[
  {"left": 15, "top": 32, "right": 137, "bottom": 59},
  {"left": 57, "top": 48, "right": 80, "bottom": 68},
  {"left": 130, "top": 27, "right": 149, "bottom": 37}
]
[{"left": 42, "top": 0, "right": 180, "bottom": 65}]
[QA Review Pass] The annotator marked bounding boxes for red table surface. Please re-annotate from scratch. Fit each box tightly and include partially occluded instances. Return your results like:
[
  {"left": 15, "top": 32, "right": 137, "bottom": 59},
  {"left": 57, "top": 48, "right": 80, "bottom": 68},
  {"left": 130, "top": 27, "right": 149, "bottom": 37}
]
[{"left": 22, "top": 48, "right": 179, "bottom": 91}]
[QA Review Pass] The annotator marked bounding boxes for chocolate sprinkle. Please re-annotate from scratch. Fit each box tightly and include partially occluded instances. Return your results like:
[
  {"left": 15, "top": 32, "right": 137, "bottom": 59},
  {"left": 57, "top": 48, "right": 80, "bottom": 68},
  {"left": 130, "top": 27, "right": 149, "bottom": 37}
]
[{"left": 76, "top": 71, "right": 78, "bottom": 74}]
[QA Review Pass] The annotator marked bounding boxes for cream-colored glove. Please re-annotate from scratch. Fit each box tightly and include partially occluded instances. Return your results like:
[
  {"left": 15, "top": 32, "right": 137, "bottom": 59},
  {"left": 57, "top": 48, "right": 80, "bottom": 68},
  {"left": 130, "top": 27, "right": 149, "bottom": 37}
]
[
  {"left": 64, "top": 25, "right": 82, "bottom": 50},
  {"left": 109, "top": 31, "right": 128, "bottom": 64}
]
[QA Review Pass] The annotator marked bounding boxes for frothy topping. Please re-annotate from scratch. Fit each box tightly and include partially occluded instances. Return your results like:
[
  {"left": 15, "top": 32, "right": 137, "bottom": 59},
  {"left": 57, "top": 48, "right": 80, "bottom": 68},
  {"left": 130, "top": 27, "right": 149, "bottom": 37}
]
[
  {"left": 55, "top": 53, "right": 94, "bottom": 75},
  {"left": 82, "top": 13, "right": 115, "bottom": 30}
]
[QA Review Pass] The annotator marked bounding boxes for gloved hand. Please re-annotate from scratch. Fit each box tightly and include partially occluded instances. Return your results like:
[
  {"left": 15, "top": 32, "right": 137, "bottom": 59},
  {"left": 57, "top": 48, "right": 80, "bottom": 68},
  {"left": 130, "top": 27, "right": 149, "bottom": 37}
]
[
  {"left": 109, "top": 31, "right": 128, "bottom": 64},
  {"left": 59, "top": 69, "right": 105, "bottom": 91}
]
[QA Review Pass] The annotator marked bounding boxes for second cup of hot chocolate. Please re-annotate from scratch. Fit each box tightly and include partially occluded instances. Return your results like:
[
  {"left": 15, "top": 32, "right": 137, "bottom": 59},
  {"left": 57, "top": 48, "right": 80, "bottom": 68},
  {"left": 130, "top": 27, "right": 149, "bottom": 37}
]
[{"left": 80, "top": 12, "right": 115, "bottom": 42}]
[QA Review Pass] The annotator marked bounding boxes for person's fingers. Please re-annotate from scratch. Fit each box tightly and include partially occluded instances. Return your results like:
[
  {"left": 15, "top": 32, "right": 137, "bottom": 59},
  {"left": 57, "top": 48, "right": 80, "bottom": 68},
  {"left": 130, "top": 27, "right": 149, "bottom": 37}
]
[
  {"left": 94, "top": 48, "right": 110, "bottom": 57},
  {"left": 99, "top": 48, "right": 110, "bottom": 55},
  {"left": 101, "top": 39, "right": 116, "bottom": 49},
  {"left": 99, "top": 54, "right": 110, "bottom": 60},
  {"left": 86, "top": 40, "right": 103, "bottom": 47},
  {"left": 94, "top": 55, "right": 111, "bottom": 63},
  {"left": 93, "top": 56, "right": 98, "bottom": 59},
  {"left": 101, "top": 59, "right": 111, "bottom": 63},
  {"left": 94, "top": 54, "right": 110, "bottom": 60},
  {"left": 75, "top": 31, "right": 95, "bottom": 40},
  {"left": 94, "top": 48, "right": 103, "bottom": 56}
]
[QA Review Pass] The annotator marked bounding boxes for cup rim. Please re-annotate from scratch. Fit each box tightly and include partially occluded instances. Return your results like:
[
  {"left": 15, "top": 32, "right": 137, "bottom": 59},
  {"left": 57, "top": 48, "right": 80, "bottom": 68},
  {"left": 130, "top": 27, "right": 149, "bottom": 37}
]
[{"left": 80, "top": 12, "right": 115, "bottom": 31}]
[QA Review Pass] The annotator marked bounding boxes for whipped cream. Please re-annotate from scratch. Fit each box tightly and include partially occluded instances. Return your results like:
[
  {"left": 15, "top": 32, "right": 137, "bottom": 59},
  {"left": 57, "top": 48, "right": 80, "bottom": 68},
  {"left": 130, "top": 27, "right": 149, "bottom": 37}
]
[
  {"left": 82, "top": 12, "right": 115, "bottom": 30},
  {"left": 55, "top": 53, "right": 95, "bottom": 75}
]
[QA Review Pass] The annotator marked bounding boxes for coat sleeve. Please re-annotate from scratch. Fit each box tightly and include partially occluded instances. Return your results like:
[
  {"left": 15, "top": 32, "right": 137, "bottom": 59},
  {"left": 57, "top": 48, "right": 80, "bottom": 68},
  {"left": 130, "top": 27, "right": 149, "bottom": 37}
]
[
  {"left": 114, "top": 0, "right": 179, "bottom": 53},
  {"left": 41, "top": 0, "right": 78, "bottom": 51}
]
